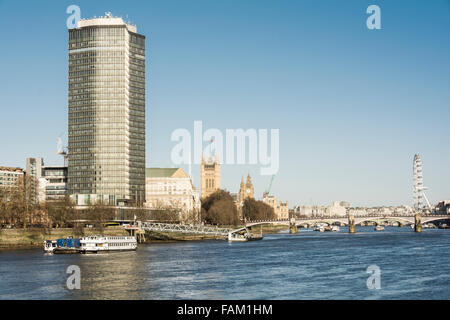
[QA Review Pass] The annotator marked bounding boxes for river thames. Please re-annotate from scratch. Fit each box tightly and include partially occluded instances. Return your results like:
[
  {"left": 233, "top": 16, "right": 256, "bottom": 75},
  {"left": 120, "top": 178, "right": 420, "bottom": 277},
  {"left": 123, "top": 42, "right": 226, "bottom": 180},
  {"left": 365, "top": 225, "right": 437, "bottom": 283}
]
[{"left": 1, "top": 226, "right": 450, "bottom": 300}]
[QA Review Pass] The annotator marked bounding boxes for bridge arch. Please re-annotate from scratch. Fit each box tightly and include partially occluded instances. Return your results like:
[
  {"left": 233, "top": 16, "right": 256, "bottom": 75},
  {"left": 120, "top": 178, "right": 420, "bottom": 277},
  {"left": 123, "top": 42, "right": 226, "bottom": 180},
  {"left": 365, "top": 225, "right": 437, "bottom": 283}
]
[
  {"left": 421, "top": 217, "right": 450, "bottom": 224},
  {"left": 245, "top": 220, "right": 290, "bottom": 228},
  {"left": 355, "top": 216, "right": 415, "bottom": 226}
]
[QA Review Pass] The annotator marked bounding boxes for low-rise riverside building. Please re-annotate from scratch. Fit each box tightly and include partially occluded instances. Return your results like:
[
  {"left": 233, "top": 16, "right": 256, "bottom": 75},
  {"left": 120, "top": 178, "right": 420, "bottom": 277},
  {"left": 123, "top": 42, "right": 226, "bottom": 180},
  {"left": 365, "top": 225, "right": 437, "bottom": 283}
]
[
  {"left": 294, "top": 201, "right": 348, "bottom": 217},
  {"left": 26, "top": 158, "right": 44, "bottom": 204},
  {"left": 144, "top": 168, "right": 201, "bottom": 221},
  {"left": 0, "top": 166, "right": 24, "bottom": 196},
  {"left": 38, "top": 166, "right": 68, "bottom": 203},
  {"left": 262, "top": 194, "right": 289, "bottom": 219},
  {"left": 26, "top": 158, "right": 68, "bottom": 204},
  {"left": 436, "top": 200, "right": 450, "bottom": 215}
]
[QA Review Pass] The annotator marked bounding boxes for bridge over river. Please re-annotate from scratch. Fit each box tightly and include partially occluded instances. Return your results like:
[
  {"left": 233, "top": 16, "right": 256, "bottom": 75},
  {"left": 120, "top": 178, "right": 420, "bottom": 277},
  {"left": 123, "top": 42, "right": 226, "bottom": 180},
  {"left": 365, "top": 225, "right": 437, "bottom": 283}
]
[
  {"left": 123, "top": 213, "right": 450, "bottom": 239},
  {"left": 246, "top": 213, "right": 450, "bottom": 233}
]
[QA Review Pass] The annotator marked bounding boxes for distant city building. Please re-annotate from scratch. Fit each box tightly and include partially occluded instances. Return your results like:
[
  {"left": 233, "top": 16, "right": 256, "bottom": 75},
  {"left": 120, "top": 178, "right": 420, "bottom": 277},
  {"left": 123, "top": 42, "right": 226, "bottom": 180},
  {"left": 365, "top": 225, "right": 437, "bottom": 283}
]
[
  {"left": 38, "top": 166, "right": 68, "bottom": 203},
  {"left": 294, "top": 201, "right": 348, "bottom": 217},
  {"left": 0, "top": 166, "right": 24, "bottom": 191},
  {"left": 67, "top": 13, "right": 146, "bottom": 206},
  {"left": 436, "top": 200, "right": 450, "bottom": 215},
  {"left": 0, "top": 166, "right": 51, "bottom": 227},
  {"left": 200, "top": 154, "right": 221, "bottom": 199},
  {"left": 339, "top": 201, "right": 351, "bottom": 208},
  {"left": 235, "top": 174, "right": 255, "bottom": 218},
  {"left": 238, "top": 174, "right": 254, "bottom": 203},
  {"left": 144, "top": 168, "right": 200, "bottom": 221},
  {"left": 262, "top": 194, "right": 289, "bottom": 219},
  {"left": 25, "top": 158, "right": 68, "bottom": 204},
  {"left": 26, "top": 157, "right": 44, "bottom": 204},
  {"left": 329, "top": 201, "right": 347, "bottom": 216}
]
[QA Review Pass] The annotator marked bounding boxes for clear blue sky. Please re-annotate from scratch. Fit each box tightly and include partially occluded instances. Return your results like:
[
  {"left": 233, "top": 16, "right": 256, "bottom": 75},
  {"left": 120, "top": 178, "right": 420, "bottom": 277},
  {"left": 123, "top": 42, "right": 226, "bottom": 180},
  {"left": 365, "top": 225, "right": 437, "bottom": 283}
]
[{"left": 0, "top": 0, "right": 449, "bottom": 207}]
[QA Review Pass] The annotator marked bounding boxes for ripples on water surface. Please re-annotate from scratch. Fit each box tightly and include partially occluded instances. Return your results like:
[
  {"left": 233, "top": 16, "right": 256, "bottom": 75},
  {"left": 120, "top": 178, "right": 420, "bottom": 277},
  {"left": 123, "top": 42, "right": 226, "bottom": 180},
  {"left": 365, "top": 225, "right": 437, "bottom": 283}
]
[{"left": 1, "top": 227, "right": 450, "bottom": 299}]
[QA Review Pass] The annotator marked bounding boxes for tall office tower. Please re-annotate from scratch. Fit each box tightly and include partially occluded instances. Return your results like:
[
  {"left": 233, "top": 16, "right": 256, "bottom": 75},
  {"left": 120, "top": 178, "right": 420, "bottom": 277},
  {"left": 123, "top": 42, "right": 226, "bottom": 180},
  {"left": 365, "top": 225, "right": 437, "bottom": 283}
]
[{"left": 68, "top": 13, "right": 146, "bottom": 206}]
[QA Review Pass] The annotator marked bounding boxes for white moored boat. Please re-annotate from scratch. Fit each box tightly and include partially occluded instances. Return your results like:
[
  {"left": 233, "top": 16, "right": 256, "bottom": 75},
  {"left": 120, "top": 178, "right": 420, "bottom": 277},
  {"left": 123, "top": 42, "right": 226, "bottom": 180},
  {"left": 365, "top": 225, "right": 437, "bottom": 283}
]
[
  {"left": 43, "top": 240, "right": 57, "bottom": 253},
  {"left": 79, "top": 235, "right": 137, "bottom": 253},
  {"left": 314, "top": 226, "right": 325, "bottom": 232},
  {"left": 228, "top": 232, "right": 248, "bottom": 242}
]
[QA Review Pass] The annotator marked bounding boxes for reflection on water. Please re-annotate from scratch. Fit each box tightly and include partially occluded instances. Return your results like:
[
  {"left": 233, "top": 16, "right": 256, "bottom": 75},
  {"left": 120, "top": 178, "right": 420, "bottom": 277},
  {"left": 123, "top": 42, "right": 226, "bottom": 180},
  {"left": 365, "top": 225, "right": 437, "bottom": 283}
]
[{"left": 1, "top": 227, "right": 450, "bottom": 300}]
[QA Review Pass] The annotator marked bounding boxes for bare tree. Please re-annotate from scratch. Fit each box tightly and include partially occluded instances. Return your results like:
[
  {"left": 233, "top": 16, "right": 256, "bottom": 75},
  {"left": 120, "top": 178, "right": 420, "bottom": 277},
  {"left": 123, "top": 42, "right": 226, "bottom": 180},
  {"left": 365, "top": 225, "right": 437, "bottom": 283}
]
[
  {"left": 150, "top": 203, "right": 181, "bottom": 223},
  {"left": 201, "top": 190, "right": 239, "bottom": 226},
  {"left": 87, "top": 202, "right": 115, "bottom": 233},
  {"left": 242, "top": 198, "right": 275, "bottom": 221},
  {"left": 46, "top": 196, "right": 75, "bottom": 228}
]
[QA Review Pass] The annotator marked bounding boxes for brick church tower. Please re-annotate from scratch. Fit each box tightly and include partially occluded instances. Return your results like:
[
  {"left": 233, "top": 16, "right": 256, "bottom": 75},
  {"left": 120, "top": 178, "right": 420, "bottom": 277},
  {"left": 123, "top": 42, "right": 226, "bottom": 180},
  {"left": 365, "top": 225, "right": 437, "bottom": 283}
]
[
  {"left": 238, "top": 173, "right": 254, "bottom": 203},
  {"left": 200, "top": 153, "right": 221, "bottom": 199}
]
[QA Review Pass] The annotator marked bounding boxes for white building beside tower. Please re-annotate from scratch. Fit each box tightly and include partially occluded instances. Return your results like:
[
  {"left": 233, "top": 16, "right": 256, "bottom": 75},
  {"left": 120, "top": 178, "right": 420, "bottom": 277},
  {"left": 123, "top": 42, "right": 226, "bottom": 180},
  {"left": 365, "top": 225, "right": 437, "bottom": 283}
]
[{"left": 144, "top": 168, "right": 201, "bottom": 222}]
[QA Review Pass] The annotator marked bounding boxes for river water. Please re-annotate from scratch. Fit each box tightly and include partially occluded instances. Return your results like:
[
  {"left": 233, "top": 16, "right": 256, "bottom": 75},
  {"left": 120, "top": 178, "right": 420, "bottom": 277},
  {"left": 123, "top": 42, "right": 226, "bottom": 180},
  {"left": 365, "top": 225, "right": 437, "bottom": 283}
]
[{"left": 1, "top": 226, "right": 450, "bottom": 300}]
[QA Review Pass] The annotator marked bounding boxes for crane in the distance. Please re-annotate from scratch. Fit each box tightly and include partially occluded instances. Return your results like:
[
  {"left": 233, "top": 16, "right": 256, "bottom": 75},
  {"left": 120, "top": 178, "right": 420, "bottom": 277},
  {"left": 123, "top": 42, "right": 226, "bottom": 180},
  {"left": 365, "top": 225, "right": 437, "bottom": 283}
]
[
  {"left": 263, "top": 174, "right": 275, "bottom": 198},
  {"left": 57, "top": 135, "right": 68, "bottom": 167}
]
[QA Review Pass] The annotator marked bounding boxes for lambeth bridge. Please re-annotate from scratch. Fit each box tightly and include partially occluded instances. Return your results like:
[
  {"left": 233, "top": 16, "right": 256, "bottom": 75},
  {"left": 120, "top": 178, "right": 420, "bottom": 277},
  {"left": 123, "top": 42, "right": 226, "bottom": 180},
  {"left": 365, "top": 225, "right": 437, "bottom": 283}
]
[{"left": 123, "top": 213, "right": 450, "bottom": 240}]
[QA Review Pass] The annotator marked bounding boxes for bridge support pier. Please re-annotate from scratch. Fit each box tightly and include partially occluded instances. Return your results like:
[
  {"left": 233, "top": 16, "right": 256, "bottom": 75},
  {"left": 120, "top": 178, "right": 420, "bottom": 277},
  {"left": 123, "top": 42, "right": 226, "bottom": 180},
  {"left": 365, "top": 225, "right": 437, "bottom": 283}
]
[
  {"left": 289, "top": 218, "right": 298, "bottom": 234},
  {"left": 348, "top": 214, "right": 356, "bottom": 234},
  {"left": 289, "top": 225, "right": 298, "bottom": 234},
  {"left": 414, "top": 213, "right": 422, "bottom": 233}
]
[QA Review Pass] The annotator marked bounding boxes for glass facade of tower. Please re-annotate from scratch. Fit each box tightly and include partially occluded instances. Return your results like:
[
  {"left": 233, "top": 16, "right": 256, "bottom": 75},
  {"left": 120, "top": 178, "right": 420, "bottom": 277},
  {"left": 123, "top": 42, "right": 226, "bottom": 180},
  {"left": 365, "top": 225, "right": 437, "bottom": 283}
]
[{"left": 68, "top": 18, "right": 145, "bottom": 205}]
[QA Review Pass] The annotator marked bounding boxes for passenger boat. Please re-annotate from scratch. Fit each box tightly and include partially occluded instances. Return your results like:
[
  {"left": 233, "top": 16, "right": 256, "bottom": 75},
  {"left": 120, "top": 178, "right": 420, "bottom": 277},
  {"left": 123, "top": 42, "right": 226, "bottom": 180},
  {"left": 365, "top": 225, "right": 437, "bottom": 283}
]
[
  {"left": 331, "top": 226, "right": 340, "bottom": 232},
  {"left": 44, "top": 237, "right": 80, "bottom": 254},
  {"left": 79, "top": 235, "right": 137, "bottom": 253},
  {"left": 314, "top": 226, "right": 325, "bottom": 232},
  {"left": 43, "top": 240, "right": 57, "bottom": 253},
  {"left": 52, "top": 237, "right": 81, "bottom": 254},
  {"left": 247, "top": 234, "right": 263, "bottom": 241},
  {"left": 53, "top": 247, "right": 79, "bottom": 254},
  {"left": 228, "top": 232, "right": 248, "bottom": 242},
  {"left": 374, "top": 226, "right": 385, "bottom": 231}
]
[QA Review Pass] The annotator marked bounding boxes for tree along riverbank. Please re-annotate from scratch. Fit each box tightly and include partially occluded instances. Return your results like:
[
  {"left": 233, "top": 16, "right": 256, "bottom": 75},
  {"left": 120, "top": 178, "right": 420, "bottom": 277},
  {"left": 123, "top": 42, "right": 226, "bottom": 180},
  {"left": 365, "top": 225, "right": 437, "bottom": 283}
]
[{"left": 0, "top": 225, "right": 289, "bottom": 250}]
